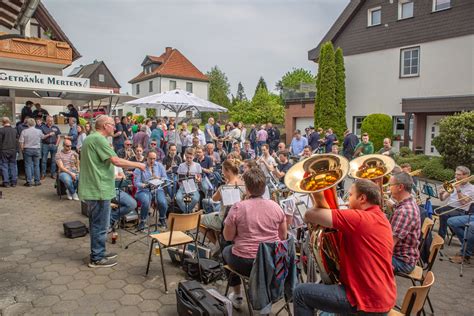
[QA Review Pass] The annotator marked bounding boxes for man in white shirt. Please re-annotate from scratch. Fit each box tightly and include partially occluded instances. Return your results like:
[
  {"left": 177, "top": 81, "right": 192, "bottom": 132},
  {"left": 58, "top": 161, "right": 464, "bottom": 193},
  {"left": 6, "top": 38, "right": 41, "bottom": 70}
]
[
  {"left": 257, "top": 144, "right": 276, "bottom": 179},
  {"left": 176, "top": 147, "right": 203, "bottom": 213},
  {"left": 19, "top": 118, "right": 43, "bottom": 186}
]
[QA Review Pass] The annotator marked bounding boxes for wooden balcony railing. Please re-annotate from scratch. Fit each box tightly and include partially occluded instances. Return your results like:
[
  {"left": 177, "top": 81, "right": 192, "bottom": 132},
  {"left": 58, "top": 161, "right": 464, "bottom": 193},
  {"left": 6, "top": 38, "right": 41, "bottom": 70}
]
[{"left": 0, "top": 33, "right": 72, "bottom": 66}]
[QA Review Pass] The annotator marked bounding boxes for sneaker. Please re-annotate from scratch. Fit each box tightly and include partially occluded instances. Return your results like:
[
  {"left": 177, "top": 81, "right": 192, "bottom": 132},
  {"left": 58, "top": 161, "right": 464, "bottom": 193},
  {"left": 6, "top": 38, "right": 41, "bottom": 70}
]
[
  {"left": 159, "top": 219, "right": 168, "bottom": 229},
  {"left": 137, "top": 222, "right": 148, "bottom": 232},
  {"left": 449, "top": 255, "right": 471, "bottom": 264},
  {"left": 34, "top": 182, "right": 41, "bottom": 186},
  {"left": 23, "top": 182, "right": 32, "bottom": 187},
  {"left": 228, "top": 292, "right": 243, "bottom": 310},
  {"left": 66, "top": 191, "right": 73, "bottom": 200},
  {"left": 88, "top": 258, "right": 117, "bottom": 268},
  {"left": 72, "top": 193, "right": 80, "bottom": 201},
  {"left": 11, "top": 183, "right": 16, "bottom": 187},
  {"left": 2, "top": 183, "right": 10, "bottom": 188},
  {"left": 105, "top": 252, "right": 118, "bottom": 260}
]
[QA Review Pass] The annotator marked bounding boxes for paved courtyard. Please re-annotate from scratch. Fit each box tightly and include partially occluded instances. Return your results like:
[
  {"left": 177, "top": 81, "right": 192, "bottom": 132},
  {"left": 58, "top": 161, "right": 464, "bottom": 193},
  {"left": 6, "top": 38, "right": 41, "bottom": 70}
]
[{"left": 0, "top": 178, "right": 473, "bottom": 315}]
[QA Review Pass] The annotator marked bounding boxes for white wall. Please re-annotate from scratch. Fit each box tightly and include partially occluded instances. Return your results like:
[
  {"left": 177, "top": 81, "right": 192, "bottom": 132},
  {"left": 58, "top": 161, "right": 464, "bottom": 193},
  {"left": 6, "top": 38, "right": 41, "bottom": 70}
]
[
  {"left": 344, "top": 34, "right": 474, "bottom": 127},
  {"left": 130, "top": 76, "right": 209, "bottom": 118}
]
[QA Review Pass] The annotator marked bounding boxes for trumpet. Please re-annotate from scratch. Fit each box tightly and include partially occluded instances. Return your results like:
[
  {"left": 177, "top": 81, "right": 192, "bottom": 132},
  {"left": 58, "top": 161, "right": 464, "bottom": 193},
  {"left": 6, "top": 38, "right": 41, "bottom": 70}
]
[{"left": 441, "top": 175, "right": 474, "bottom": 194}]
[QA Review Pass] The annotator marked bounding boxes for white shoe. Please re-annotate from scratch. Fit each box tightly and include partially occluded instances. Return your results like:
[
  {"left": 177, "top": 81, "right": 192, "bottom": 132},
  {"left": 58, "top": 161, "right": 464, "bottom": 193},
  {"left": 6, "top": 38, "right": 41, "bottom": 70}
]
[
  {"left": 228, "top": 292, "right": 243, "bottom": 310},
  {"left": 66, "top": 191, "right": 73, "bottom": 200},
  {"left": 72, "top": 193, "right": 80, "bottom": 201}
]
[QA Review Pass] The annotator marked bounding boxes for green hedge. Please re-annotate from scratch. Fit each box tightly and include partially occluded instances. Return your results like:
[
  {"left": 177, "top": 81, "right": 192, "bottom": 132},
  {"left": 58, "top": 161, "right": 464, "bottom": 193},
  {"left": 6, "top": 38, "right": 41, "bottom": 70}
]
[
  {"left": 361, "top": 114, "right": 392, "bottom": 151},
  {"left": 395, "top": 154, "right": 454, "bottom": 182}
]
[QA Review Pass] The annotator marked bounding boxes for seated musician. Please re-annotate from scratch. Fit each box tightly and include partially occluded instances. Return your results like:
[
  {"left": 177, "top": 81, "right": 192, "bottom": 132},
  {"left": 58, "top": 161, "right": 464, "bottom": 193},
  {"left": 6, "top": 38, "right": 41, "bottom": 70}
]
[
  {"left": 130, "top": 145, "right": 145, "bottom": 163},
  {"left": 201, "top": 159, "right": 243, "bottom": 244},
  {"left": 162, "top": 143, "right": 182, "bottom": 199},
  {"left": 352, "top": 133, "right": 374, "bottom": 158},
  {"left": 215, "top": 139, "right": 227, "bottom": 162},
  {"left": 243, "top": 159, "right": 257, "bottom": 173},
  {"left": 257, "top": 144, "right": 276, "bottom": 179},
  {"left": 223, "top": 167, "right": 287, "bottom": 309},
  {"left": 133, "top": 150, "right": 168, "bottom": 230},
  {"left": 242, "top": 141, "right": 256, "bottom": 159},
  {"left": 435, "top": 166, "right": 473, "bottom": 242},
  {"left": 388, "top": 172, "right": 421, "bottom": 273},
  {"left": 205, "top": 142, "right": 221, "bottom": 165},
  {"left": 110, "top": 166, "right": 137, "bottom": 228},
  {"left": 176, "top": 147, "right": 203, "bottom": 213},
  {"left": 293, "top": 179, "right": 396, "bottom": 315},
  {"left": 146, "top": 140, "right": 165, "bottom": 162},
  {"left": 232, "top": 141, "right": 250, "bottom": 160},
  {"left": 269, "top": 150, "right": 292, "bottom": 189},
  {"left": 300, "top": 145, "right": 312, "bottom": 161},
  {"left": 195, "top": 145, "right": 214, "bottom": 195},
  {"left": 117, "top": 139, "right": 135, "bottom": 160},
  {"left": 272, "top": 142, "right": 287, "bottom": 161},
  {"left": 56, "top": 139, "right": 80, "bottom": 200}
]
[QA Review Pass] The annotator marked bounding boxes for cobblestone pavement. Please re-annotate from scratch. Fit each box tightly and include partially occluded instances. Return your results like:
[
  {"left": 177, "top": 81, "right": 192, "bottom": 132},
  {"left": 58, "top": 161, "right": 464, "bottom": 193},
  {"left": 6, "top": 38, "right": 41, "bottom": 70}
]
[{"left": 0, "top": 178, "right": 473, "bottom": 315}]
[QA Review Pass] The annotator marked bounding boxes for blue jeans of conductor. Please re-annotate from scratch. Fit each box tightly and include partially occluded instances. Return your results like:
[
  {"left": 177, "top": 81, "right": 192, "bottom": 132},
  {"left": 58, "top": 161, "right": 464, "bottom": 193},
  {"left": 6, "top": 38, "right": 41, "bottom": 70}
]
[
  {"left": 41, "top": 144, "right": 58, "bottom": 177},
  {"left": 59, "top": 172, "right": 79, "bottom": 194},
  {"left": 293, "top": 283, "right": 388, "bottom": 316},
  {"left": 176, "top": 187, "right": 200, "bottom": 213},
  {"left": 23, "top": 148, "right": 41, "bottom": 184},
  {"left": 85, "top": 200, "right": 111, "bottom": 262},
  {"left": 135, "top": 189, "right": 168, "bottom": 225}
]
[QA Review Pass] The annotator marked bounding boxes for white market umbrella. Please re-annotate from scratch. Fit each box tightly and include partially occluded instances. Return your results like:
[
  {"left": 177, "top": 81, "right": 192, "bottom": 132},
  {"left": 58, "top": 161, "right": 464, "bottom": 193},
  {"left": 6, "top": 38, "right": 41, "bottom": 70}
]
[{"left": 125, "top": 89, "right": 227, "bottom": 143}]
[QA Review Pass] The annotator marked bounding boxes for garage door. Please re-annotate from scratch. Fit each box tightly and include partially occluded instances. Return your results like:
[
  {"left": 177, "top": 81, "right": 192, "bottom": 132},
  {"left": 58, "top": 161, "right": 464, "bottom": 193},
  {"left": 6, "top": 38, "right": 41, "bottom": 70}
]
[{"left": 295, "top": 117, "right": 314, "bottom": 133}]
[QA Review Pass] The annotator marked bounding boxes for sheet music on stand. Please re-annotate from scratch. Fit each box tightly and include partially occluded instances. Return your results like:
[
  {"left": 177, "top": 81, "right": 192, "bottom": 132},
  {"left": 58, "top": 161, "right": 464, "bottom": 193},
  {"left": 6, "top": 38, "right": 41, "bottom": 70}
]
[
  {"left": 182, "top": 179, "right": 197, "bottom": 194},
  {"left": 221, "top": 185, "right": 246, "bottom": 206},
  {"left": 203, "top": 176, "right": 214, "bottom": 191},
  {"left": 148, "top": 178, "right": 164, "bottom": 187}
]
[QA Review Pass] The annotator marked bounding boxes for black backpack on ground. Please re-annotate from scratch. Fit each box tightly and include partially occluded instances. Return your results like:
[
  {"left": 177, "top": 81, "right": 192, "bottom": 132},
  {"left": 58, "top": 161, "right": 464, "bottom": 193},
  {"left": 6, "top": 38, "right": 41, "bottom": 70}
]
[
  {"left": 182, "top": 258, "right": 225, "bottom": 284},
  {"left": 176, "top": 280, "right": 228, "bottom": 316}
]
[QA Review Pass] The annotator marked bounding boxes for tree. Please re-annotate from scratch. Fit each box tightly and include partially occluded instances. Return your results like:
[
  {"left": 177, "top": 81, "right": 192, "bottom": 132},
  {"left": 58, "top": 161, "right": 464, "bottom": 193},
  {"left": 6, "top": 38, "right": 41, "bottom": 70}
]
[
  {"left": 276, "top": 68, "right": 316, "bottom": 91},
  {"left": 146, "top": 108, "right": 156, "bottom": 118},
  {"left": 254, "top": 76, "right": 268, "bottom": 95},
  {"left": 204, "top": 66, "right": 231, "bottom": 122},
  {"left": 235, "top": 82, "right": 247, "bottom": 101},
  {"left": 334, "top": 47, "right": 347, "bottom": 137},
  {"left": 361, "top": 114, "right": 393, "bottom": 151},
  {"left": 314, "top": 42, "right": 337, "bottom": 134},
  {"left": 230, "top": 87, "right": 284, "bottom": 124},
  {"left": 432, "top": 111, "right": 474, "bottom": 170}
]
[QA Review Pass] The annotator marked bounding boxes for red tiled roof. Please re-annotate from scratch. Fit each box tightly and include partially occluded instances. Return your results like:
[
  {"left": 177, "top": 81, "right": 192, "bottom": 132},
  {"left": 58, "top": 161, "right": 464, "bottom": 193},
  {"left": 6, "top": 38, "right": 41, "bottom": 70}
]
[{"left": 129, "top": 48, "right": 208, "bottom": 84}]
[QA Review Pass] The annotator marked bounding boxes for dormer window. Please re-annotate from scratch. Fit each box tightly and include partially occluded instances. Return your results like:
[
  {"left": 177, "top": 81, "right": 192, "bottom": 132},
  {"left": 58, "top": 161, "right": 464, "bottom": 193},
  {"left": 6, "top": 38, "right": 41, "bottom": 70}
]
[
  {"left": 143, "top": 65, "right": 153, "bottom": 74},
  {"left": 368, "top": 7, "right": 381, "bottom": 27}
]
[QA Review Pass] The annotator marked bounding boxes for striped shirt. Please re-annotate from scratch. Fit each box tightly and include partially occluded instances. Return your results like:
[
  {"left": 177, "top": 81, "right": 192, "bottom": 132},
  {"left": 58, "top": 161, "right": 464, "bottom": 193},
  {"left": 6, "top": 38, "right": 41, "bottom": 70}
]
[
  {"left": 56, "top": 149, "right": 79, "bottom": 172},
  {"left": 390, "top": 196, "right": 421, "bottom": 266}
]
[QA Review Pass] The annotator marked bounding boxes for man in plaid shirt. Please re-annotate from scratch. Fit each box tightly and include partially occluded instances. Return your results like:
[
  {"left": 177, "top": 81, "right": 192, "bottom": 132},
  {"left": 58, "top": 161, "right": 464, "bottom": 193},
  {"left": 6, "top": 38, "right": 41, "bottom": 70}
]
[{"left": 389, "top": 172, "right": 421, "bottom": 273}]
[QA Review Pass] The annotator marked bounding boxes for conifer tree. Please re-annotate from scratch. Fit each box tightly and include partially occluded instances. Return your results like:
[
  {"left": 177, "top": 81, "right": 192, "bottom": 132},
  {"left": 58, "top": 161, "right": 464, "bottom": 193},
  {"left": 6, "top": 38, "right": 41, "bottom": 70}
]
[
  {"left": 334, "top": 47, "right": 347, "bottom": 137},
  {"left": 254, "top": 76, "right": 268, "bottom": 95}
]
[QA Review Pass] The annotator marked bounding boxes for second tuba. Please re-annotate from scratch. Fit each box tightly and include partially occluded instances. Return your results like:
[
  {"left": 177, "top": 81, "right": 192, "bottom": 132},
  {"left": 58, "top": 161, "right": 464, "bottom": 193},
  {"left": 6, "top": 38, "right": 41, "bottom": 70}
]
[{"left": 285, "top": 153, "right": 349, "bottom": 284}]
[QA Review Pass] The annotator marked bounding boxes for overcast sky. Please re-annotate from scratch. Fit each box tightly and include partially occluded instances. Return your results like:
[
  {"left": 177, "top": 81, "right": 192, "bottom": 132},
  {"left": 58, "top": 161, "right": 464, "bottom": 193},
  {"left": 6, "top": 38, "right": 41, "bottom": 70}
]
[{"left": 43, "top": 0, "right": 348, "bottom": 97}]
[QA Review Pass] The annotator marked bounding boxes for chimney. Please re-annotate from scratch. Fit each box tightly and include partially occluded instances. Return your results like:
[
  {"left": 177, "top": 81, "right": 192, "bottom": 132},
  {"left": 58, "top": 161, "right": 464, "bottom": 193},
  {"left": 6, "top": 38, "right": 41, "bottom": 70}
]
[{"left": 165, "top": 47, "right": 172, "bottom": 54}]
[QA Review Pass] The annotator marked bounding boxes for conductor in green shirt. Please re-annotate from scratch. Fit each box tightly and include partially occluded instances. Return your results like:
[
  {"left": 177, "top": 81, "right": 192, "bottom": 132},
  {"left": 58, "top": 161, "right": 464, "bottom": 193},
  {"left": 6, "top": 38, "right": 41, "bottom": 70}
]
[
  {"left": 79, "top": 115, "right": 145, "bottom": 268},
  {"left": 353, "top": 133, "right": 374, "bottom": 158}
]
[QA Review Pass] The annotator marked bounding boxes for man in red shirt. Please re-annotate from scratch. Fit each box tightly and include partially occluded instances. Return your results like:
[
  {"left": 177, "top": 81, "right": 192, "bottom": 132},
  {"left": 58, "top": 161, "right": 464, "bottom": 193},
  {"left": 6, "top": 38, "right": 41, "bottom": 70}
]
[{"left": 293, "top": 179, "right": 396, "bottom": 315}]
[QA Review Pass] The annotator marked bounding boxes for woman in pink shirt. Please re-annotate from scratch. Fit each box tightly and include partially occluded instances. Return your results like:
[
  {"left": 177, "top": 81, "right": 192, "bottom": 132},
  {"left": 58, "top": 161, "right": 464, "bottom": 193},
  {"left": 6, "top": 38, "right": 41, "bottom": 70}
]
[{"left": 223, "top": 167, "right": 287, "bottom": 309}]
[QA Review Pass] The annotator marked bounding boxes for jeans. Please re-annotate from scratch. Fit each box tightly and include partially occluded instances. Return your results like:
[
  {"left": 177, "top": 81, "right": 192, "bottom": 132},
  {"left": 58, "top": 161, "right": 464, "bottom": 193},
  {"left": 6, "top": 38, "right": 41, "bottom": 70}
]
[
  {"left": 447, "top": 215, "right": 474, "bottom": 257},
  {"left": 293, "top": 283, "right": 388, "bottom": 316},
  {"left": 202, "top": 198, "right": 220, "bottom": 214},
  {"left": 434, "top": 206, "right": 465, "bottom": 238},
  {"left": 110, "top": 190, "right": 137, "bottom": 225},
  {"left": 0, "top": 151, "right": 17, "bottom": 185},
  {"left": 176, "top": 187, "right": 200, "bottom": 213},
  {"left": 85, "top": 200, "right": 111, "bottom": 262},
  {"left": 41, "top": 144, "right": 58, "bottom": 177},
  {"left": 23, "top": 148, "right": 41, "bottom": 184},
  {"left": 222, "top": 245, "right": 254, "bottom": 287},
  {"left": 392, "top": 256, "right": 415, "bottom": 274},
  {"left": 135, "top": 189, "right": 168, "bottom": 222},
  {"left": 59, "top": 172, "right": 79, "bottom": 194}
]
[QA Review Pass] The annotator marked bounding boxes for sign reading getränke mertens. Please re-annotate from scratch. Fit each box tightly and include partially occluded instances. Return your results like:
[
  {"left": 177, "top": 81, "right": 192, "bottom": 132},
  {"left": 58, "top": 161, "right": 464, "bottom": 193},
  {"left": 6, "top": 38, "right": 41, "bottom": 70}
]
[{"left": 0, "top": 69, "right": 90, "bottom": 91}]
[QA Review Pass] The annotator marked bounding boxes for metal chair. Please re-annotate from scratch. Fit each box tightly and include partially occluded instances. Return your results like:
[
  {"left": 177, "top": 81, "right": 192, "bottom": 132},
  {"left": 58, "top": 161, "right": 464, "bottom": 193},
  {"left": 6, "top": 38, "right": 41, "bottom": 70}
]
[{"left": 145, "top": 211, "right": 203, "bottom": 293}]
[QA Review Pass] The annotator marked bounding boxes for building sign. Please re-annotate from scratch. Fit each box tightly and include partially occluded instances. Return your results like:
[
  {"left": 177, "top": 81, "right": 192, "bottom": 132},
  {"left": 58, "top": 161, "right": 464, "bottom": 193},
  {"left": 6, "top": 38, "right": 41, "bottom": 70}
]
[{"left": 0, "top": 69, "right": 90, "bottom": 90}]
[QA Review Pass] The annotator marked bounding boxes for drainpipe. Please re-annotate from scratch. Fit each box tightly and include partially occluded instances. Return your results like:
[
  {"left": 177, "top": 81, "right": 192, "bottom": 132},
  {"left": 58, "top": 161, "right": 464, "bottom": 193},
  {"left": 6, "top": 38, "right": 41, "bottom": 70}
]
[{"left": 16, "top": 0, "right": 41, "bottom": 36}]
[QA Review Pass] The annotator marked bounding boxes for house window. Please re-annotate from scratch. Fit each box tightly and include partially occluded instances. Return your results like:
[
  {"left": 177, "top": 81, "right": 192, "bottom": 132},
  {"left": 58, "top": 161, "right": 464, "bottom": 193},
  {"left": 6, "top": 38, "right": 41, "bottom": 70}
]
[
  {"left": 186, "top": 82, "right": 193, "bottom": 93},
  {"left": 400, "top": 47, "right": 420, "bottom": 77},
  {"left": 398, "top": 0, "right": 414, "bottom": 19},
  {"left": 393, "top": 116, "right": 405, "bottom": 141},
  {"left": 353, "top": 116, "right": 366, "bottom": 136},
  {"left": 136, "top": 107, "right": 141, "bottom": 114},
  {"left": 136, "top": 84, "right": 140, "bottom": 95},
  {"left": 433, "top": 0, "right": 450, "bottom": 12},
  {"left": 368, "top": 7, "right": 381, "bottom": 27},
  {"left": 169, "top": 80, "right": 177, "bottom": 90},
  {"left": 98, "top": 74, "right": 105, "bottom": 82},
  {"left": 149, "top": 80, "right": 153, "bottom": 92}
]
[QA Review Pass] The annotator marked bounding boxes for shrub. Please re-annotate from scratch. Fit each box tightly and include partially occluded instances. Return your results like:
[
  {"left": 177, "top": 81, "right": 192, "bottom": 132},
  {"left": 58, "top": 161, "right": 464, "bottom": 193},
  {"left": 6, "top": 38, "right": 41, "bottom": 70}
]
[
  {"left": 422, "top": 157, "right": 455, "bottom": 182},
  {"left": 396, "top": 154, "right": 430, "bottom": 171},
  {"left": 432, "top": 111, "right": 473, "bottom": 170},
  {"left": 79, "top": 117, "right": 87, "bottom": 126},
  {"left": 399, "top": 146, "right": 413, "bottom": 157},
  {"left": 126, "top": 112, "right": 133, "bottom": 118},
  {"left": 135, "top": 115, "right": 145, "bottom": 124},
  {"left": 361, "top": 114, "right": 392, "bottom": 151}
]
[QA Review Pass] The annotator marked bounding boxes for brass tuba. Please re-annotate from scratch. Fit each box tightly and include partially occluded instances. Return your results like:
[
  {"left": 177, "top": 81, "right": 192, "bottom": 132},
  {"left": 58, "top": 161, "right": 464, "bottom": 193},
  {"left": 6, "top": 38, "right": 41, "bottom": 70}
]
[{"left": 285, "top": 154, "right": 349, "bottom": 284}]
